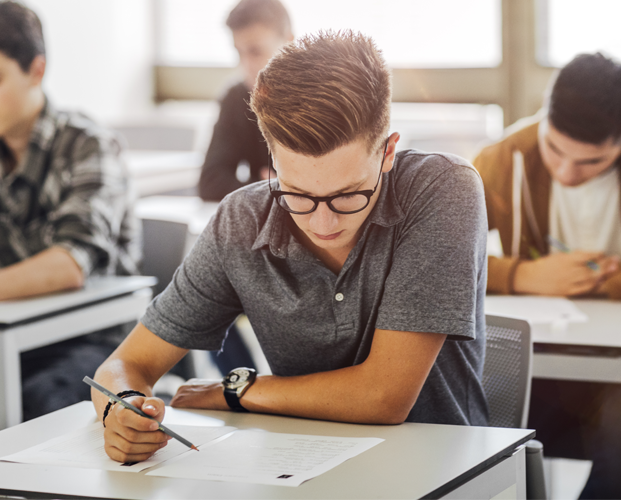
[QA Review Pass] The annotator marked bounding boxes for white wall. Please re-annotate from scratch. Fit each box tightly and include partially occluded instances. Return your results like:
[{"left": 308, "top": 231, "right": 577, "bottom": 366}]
[{"left": 25, "top": 0, "right": 155, "bottom": 125}]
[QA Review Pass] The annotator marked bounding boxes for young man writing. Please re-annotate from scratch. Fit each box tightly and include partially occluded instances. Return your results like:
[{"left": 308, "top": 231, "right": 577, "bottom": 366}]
[
  {"left": 0, "top": 1, "right": 141, "bottom": 420},
  {"left": 94, "top": 31, "right": 488, "bottom": 464},
  {"left": 473, "top": 53, "right": 621, "bottom": 498},
  {"left": 474, "top": 53, "right": 621, "bottom": 298}
]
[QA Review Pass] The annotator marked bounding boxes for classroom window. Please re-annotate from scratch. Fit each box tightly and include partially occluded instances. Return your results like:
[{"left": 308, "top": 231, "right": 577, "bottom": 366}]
[
  {"left": 391, "top": 103, "right": 503, "bottom": 160},
  {"left": 156, "top": 0, "right": 502, "bottom": 68},
  {"left": 537, "top": 0, "right": 621, "bottom": 67}
]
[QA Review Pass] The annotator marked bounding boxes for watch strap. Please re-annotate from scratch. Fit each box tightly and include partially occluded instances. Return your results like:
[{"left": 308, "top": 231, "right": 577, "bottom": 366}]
[{"left": 223, "top": 388, "right": 249, "bottom": 412}]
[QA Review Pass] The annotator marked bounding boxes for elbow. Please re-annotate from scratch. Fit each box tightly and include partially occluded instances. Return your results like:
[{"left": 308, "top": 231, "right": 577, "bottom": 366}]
[
  {"left": 64, "top": 262, "right": 84, "bottom": 290},
  {"left": 364, "top": 390, "right": 417, "bottom": 425},
  {"left": 70, "top": 271, "right": 85, "bottom": 290}
]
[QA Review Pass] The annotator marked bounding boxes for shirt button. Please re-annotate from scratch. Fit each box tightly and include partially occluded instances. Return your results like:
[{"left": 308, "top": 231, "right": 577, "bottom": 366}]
[{"left": 335, "top": 293, "right": 344, "bottom": 302}]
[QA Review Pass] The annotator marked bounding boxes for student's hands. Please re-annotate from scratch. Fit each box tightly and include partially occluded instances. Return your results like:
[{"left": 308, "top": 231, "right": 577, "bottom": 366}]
[
  {"left": 103, "top": 396, "right": 170, "bottom": 463},
  {"left": 170, "top": 378, "right": 229, "bottom": 410},
  {"left": 513, "top": 251, "right": 620, "bottom": 296}
]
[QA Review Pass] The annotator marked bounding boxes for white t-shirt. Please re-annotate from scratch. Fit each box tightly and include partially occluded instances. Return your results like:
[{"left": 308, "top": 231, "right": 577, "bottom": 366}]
[{"left": 549, "top": 167, "right": 621, "bottom": 257}]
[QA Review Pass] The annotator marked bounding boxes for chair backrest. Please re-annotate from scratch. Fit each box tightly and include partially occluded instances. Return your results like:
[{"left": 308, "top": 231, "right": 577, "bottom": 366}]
[
  {"left": 141, "top": 218, "right": 188, "bottom": 297},
  {"left": 482, "top": 314, "right": 533, "bottom": 428}
]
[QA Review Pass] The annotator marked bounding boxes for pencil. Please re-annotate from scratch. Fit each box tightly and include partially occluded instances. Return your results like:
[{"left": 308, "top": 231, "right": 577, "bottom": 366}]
[
  {"left": 546, "top": 235, "right": 600, "bottom": 271},
  {"left": 83, "top": 376, "right": 199, "bottom": 452}
]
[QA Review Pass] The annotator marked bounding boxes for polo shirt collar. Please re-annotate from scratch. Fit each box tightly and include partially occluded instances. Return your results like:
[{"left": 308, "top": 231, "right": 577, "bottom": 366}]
[{"left": 251, "top": 157, "right": 406, "bottom": 258}]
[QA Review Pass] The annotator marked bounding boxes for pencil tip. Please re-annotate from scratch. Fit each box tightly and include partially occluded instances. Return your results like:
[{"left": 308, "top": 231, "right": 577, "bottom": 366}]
[{"left": 192, "top": 445, "right": 199, "bottom": 451}]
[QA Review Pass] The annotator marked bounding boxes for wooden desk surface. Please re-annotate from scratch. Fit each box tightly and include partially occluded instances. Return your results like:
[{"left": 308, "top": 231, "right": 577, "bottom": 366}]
[{"left": 0, "top": 402, "right": 533, "bottom": 500}]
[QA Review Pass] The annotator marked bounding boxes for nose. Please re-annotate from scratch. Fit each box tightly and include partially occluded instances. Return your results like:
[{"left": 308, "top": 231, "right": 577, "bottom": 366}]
[
  {"left": 554, "top": 159, "right": 580, "bottom": 186},
  {"left": 308, "top": 202, "right": 339, "bottom": 235}
]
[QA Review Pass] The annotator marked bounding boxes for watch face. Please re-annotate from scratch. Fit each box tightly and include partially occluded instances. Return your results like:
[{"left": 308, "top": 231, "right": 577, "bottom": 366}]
[{"left": 224, "top": 369, "right": 251, "bottom": 390}]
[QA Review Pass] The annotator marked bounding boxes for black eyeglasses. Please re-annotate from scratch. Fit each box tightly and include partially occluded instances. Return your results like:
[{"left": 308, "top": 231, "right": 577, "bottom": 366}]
[{"left": 268, "top": 141, "right": 388, "bottom": 215}]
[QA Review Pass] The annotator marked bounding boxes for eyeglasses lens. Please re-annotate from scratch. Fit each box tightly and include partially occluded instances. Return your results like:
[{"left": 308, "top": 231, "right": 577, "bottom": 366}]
[{"left": 277, "top": 193, "right": 369, "bottom": 214}]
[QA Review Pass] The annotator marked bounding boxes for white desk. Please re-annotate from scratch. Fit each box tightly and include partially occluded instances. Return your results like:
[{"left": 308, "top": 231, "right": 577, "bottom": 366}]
[
  {"left": 0, "top": 276, "right": 156, "bottom": 429},
  {"left": 529, "top": 299, "right": 621, "bottom": 384},
  {"left": 0, "top": 402, "right": 533, "bottom": 500},
  {"left": 126, "top": 151, "right": 204, "bottom": 197},
  {"left": 135, "top": 195, "right": 219, "bottom": 253}
]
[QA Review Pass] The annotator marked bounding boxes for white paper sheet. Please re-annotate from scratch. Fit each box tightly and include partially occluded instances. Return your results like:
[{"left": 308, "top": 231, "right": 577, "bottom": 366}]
[
  {"left": 0, "top": 423, "right": 235, "bottom": 472},
  {"left": 147, "top": 429, "right": 384, "bottom": 487},
  {"left": 485, "top": 295, "right": 588, "bottom": 324}
]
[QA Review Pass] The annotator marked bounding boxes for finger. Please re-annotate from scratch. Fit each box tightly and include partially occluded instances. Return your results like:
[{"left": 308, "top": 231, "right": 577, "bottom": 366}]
[
  {"left": 112, "top": 405, "right": 161, "bottom": 433},
  {"left": 105, "top": 432, "right": 170, "bottom": 453},
  {"left": 597, "top": 256, "right": 620, "bottom": 275},
  {"left": 141, "top": 397, "right": 166, "bottom": 422},
  {"left": 105, "top": 441, "right": 168, "bottom": 464},
  {"left": 170, "top": 391, "right": 207, "bottom": 408},
  {"left": 105, "top": 420, "right": 170, "bottom": 445},
  {"left": 572, "top": 251, "right": 605, "bottom": 263},
  {"left": 567, "top": 278, "right": 600, "bottom": 296}
]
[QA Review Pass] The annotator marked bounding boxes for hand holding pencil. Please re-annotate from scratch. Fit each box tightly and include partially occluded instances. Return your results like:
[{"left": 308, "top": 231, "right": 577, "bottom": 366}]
[
  {"left": 514, "top": 242, "right": 619, "bottom": 296},
  {"left": 84, "top": 377, "right": 197, "bottom": 464}
]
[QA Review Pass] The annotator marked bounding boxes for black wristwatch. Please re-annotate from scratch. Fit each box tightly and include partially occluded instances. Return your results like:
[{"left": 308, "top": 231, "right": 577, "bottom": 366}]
[{"left": 222, "top": 367, "right": 257, "bottom": 412}]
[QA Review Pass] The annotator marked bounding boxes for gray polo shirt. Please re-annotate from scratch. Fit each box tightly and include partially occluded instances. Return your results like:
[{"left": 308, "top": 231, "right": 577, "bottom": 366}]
[{"left": 142, "top": 150, "right": 488, "bottom": 426}]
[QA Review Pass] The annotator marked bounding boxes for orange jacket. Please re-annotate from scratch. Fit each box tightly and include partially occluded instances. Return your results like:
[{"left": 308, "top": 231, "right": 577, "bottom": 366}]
[{"left": 472, "top": 117, "right": 621, "bottom": 299}]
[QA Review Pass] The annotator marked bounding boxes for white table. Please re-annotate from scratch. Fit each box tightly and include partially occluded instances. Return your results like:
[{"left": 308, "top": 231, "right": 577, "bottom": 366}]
[
  {"left": 134, "top": 195, "right": 219, "bottom": 254},
  {"left": 126, "top": 151, "right": 204, "bottom": 197},
  {"left": 0, "top": 276, "right": 156, "bottom": 429},
  {"left": 529, "top": 299, "right": 621, "bottom": 384},
  {"left": 0, "top": 402, "right": 533, "bottom": 499}
]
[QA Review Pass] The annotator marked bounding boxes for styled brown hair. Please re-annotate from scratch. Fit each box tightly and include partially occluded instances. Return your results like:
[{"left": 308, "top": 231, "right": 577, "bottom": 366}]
[
  {"left": 0, "top": 1, "right": 45, "bottom": 72},
  {"left": 250, "top": 30, "right": 392, "bottom": 157},
  {"left": 226, "top": 0, "right": 292, "bottom": 38},
  {"left": 548, "top": 52, "right": 621, "bottom": 144}
]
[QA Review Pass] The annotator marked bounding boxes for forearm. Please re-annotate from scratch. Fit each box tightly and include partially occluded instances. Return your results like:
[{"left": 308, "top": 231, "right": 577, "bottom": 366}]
[
  {"left": 240, "top": 330, "right": 446, "bottom": 425},
  {"left": 0, "top": 246, "right": 83, "bottom": 300},
  {"left": 243, "top": 364, "right": 413, "bottom": 425},
  {"left": 93, "top": 323, "right": 190, "bottom": 420}
]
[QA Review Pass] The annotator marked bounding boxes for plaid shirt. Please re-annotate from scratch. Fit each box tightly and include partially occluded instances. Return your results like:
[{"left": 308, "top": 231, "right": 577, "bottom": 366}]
[{"left": 0, "top": 100, "right": 141, "bottom": 277}]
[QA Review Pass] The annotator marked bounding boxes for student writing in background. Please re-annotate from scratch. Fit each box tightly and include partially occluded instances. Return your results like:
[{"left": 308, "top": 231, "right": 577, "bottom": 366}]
[
  {"left": 93, "top": 31, "right": 489, "bottom": 464},
  {"left": 473, "top": 52, "right": 621, "bottom": 498},
  {"left": 0, "top": 1, "right": 141, "bottom": 421},
  {"left": 198, "top": 0, "right": 293, "bottom": 201}
]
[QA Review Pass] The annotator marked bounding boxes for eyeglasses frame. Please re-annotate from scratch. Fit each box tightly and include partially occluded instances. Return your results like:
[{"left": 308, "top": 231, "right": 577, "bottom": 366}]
[{"left": 268, "top": 140, "right": 389, "bottom": 215}]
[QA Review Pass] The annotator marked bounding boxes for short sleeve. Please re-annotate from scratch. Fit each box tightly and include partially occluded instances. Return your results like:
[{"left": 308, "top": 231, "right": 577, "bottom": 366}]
[{"left": 375, "top": 162, "right": 488, "bottom": 340}]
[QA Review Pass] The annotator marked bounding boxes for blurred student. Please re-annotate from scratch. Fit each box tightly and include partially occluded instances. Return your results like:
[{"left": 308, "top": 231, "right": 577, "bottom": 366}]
[
  {"left": 94, "top": 31, "right": 488, "bottom": 464},
  {"left": 197, "top": 0, "right": 293, "bottom": 375},
  {"left": 473, "top": 52, "right": 621, "bottom": 498},
  {"left": 0, "top": 1, "right": 141, "bottom": 420},
  {"left": 198, "top": 0, "right": 293, "bottom": 201}
]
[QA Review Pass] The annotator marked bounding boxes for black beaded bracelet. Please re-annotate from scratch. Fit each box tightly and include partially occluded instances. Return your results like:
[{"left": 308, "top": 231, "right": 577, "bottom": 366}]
[{"left": 102, "top": 390, "right": 146, "bottom": 427}]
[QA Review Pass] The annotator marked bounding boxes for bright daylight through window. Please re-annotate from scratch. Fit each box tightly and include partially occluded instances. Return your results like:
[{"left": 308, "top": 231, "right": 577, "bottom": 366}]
[
  {"left": 539, "top": 0, "right": 621, "bottom": 67},
  {"left": 157, "top": 0, "right": 501, "bottom": 68}
]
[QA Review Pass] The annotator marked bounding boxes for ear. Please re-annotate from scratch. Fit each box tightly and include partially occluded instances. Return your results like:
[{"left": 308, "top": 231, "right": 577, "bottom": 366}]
[
  {"left": 382, "top": 132, "right": 401, "bottom": 173},
  {"left": 28, "top": 55, "right": 46, "bottom": 86}
]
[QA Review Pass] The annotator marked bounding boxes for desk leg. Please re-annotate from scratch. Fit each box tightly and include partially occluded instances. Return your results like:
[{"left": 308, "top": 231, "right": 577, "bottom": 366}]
[{"left": 0, "top": 329, "right": 22, "bottom": 429}]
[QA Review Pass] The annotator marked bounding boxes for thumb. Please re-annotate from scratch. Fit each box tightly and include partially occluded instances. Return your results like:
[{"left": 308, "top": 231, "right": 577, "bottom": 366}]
[{"left": 141, "top": 397, "right": 165, "bottom": 421}]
